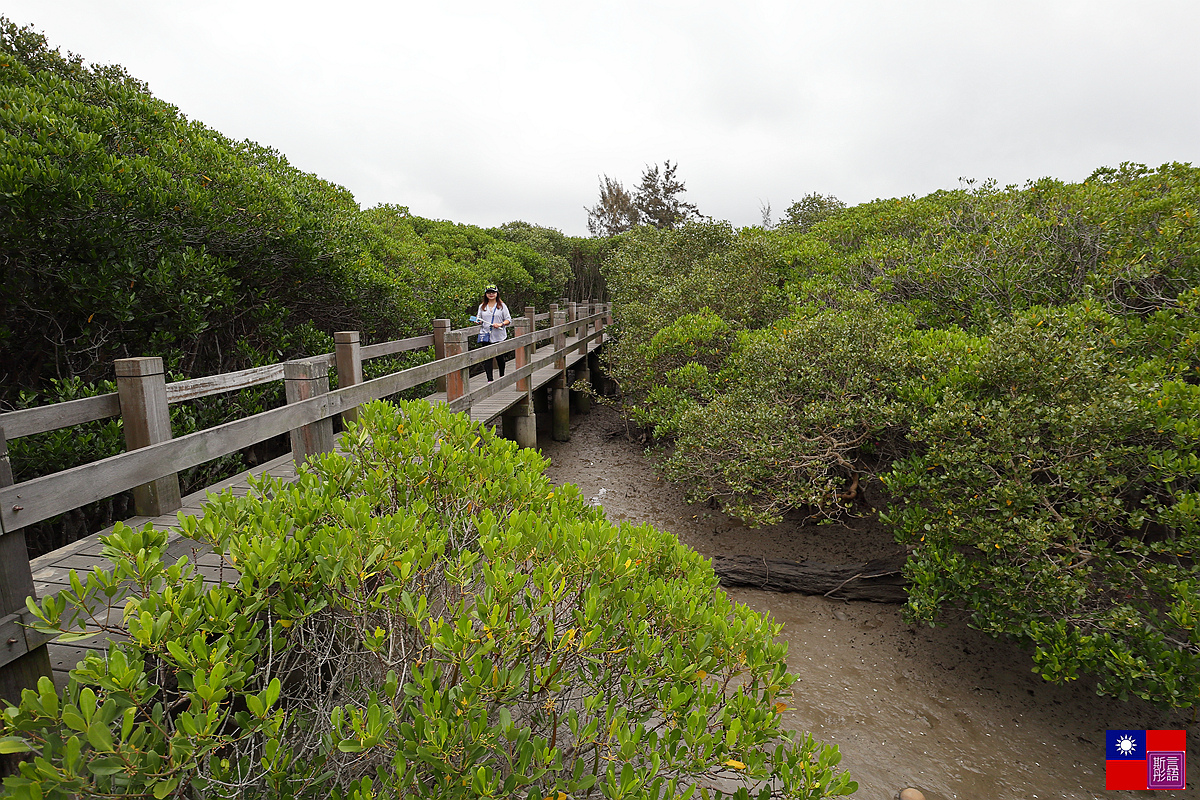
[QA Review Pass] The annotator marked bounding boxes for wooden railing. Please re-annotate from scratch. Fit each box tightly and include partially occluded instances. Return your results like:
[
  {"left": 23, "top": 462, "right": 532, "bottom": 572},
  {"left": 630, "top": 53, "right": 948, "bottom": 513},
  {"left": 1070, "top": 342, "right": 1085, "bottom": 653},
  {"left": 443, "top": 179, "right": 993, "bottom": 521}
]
[{"left": 0, "top": 301, "right": 611, "bottom": 698}]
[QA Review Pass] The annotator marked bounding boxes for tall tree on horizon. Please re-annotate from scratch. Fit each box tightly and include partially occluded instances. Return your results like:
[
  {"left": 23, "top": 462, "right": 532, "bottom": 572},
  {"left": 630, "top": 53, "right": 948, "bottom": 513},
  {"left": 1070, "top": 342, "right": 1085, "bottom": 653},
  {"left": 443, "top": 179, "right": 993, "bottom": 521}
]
[
  {"left": 585, "top": 175, "right": 639, "bottom": 237},
  {"left": 634, "top": 160, "right": 701, "bottom": 230}
]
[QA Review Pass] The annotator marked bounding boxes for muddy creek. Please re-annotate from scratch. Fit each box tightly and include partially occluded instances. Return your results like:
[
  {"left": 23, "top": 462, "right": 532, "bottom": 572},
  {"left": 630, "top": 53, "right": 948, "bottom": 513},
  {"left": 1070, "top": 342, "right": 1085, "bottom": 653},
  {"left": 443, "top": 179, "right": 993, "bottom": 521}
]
[{"left": 537, "top": 404, "right": 1196, "bottom": 800}]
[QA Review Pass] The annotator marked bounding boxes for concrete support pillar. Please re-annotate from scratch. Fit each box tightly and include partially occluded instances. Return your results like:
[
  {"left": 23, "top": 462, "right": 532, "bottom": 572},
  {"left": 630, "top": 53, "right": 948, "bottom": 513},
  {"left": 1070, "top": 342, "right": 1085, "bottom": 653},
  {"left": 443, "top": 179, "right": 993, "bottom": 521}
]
[
  {"left": 334, "top": 331, "right": 363, "bottom": 427},
  {"left": 503, "top": 395, "right": 537, "bottom": 450},
  {"left": 115, "top": 356, "right": 182, "bottom": 516},
  {"left": 573, "top": 364, "right": 592, "bottom": 414},
  {"left": 284, "top": 356, "right": 335, "bottom": 466}
]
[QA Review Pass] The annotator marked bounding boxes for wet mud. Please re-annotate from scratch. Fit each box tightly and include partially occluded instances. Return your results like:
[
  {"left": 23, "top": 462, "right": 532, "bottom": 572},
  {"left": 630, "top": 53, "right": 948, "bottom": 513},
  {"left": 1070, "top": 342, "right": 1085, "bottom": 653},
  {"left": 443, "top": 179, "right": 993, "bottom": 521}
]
[{"left": 537, "top": 403, "right": 1197, "bottom": 800}]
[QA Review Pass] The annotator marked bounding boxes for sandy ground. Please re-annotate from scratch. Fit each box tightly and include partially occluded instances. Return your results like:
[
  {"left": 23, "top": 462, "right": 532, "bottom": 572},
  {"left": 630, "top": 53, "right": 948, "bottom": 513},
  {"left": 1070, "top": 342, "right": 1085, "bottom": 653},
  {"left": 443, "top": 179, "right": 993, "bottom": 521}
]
[{"left": 537, "top": 402, "right": 1198, "bottom": 800}]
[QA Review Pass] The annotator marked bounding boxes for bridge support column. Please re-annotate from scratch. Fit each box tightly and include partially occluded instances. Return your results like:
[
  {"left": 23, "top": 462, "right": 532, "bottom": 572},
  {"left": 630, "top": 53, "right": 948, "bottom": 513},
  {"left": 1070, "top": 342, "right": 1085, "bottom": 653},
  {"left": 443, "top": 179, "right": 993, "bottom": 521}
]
[
  {"left": 573, "top": 365, "right": 592, "bottom": 414},
  {"left": 284, "top": 356, "right": 335, "bottom": 467},
  {"left": 504, "top": 396, "right": 537, "bottom": 450},
  {"left": 334, "top": 331, "right": 363, "bottom": 428},
  {"left": 552, "top": 310, "right": 570, "bottom": 442},
  {"left": 115, "top": 357, "right": 182, "bottom": 517}
]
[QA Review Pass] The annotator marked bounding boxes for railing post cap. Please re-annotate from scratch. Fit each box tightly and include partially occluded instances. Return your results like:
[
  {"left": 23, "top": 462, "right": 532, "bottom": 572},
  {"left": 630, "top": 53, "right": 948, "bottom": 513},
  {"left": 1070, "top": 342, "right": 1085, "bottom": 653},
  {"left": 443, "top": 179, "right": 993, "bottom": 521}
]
[
  {"left": 433, "top": 319, "right": 452, "bottom": 330},
  {"left": 334, "top": 331, "right": 360, "bottom": 344},
  {"left": 284, "top": 357, "right": 329, "bottom": 379},
  {"left": 114, "top": 357, "right": 165, "bottom": 377},
  {"left": 445, "top": 329, "right": 468, "bottom": 342}
]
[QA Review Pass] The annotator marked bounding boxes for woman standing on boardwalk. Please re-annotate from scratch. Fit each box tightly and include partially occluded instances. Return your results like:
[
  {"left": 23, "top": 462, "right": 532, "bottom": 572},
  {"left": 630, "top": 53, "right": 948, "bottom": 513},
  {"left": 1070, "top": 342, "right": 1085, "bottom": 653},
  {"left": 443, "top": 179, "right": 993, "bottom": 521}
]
[{"left": 475, "top": 284, "right": 511, "bottom": 381}]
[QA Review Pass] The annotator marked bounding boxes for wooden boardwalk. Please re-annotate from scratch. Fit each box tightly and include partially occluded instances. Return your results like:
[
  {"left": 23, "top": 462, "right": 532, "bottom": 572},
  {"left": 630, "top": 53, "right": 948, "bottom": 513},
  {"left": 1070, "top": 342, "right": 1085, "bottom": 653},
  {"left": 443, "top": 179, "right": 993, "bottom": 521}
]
[{"left": 27, "top": 334, "right": 601, "bottom": 690}]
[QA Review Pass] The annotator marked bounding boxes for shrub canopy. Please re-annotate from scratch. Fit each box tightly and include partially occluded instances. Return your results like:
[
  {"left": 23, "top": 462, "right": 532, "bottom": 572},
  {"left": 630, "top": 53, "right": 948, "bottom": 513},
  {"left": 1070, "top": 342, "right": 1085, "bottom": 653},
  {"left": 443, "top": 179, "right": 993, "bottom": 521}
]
[
  {"left": 3, "top": 400, "right": 855, "bottom": 799},
  {"left": 602, "top": 167, "right": 1200, "bottom": 708}
]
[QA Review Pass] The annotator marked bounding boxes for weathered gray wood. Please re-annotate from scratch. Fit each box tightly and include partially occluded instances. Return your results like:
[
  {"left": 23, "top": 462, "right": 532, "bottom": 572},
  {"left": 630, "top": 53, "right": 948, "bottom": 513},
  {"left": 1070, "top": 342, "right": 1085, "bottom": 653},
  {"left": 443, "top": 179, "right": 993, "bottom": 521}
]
[
  {"left": 360, "top": 334, "right": 436, "bottom": 361},
  {"left": 711, "top": 554, "right": 908, "bottom": 603},
  {"left": 553, "top": 311, "right": 568, "bottom": 372},
  {"left": 0, "top": 314, "right": 604, "bottom": 533},
  {"left": 334, "top": 331, "right": 364, "bottom": 427},
  {"left": 0, "top": 422, "right": 53, "bottom": 697},
  {"left": 0, "top": 426, "right": 12, "bottom": 488},
  {"left": 444, "top": 332, "right": 469, "bottom": 407},
  {"left": 447, "top": 336, "right": 574, "bottom": 414},
  {"left": 284, "top": 357, "right": 335, "bottom": 467},
  {"left": 0, "top": 312, "right": 605, "bottom": 442},
  {"left": 515, "top": 313, "right": 533, "bottom": 395},
  {"left": 432, "top": 319, "right": 451, "bottom": 393},
  {"left": 0, "top": 393, "right": 122, "bottom": 440},
  {"left": 164, "top": 364, "right": 286, "bottom": 404},
  {"left": 551, "top": 312, "right": 570, "bottom": 442},
  {"left": 116, "top": 357, "right": 182, "bottom": 517},
  {"left": 577, "top": 301, "right": 590, "bottom": 356}
]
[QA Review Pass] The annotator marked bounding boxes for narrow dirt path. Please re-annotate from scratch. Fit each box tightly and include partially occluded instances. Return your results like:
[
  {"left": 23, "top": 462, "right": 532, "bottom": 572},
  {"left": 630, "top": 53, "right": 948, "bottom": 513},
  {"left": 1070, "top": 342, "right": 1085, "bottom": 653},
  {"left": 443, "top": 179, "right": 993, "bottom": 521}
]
[{"left": 537, "top": 403, "right": 1196, "bottom": 800}]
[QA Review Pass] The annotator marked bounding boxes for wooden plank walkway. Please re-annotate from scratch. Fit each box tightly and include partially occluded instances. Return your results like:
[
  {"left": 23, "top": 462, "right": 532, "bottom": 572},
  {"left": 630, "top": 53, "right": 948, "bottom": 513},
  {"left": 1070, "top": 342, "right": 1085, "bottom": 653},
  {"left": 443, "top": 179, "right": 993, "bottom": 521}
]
[{"left": 28, "top": 335, "right": 601, "bottom": 690}]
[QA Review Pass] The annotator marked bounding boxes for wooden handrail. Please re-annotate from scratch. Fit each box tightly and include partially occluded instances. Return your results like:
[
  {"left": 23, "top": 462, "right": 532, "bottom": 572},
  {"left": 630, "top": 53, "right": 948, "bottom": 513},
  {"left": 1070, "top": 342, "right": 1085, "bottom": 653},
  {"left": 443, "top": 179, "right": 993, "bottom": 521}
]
[
  {"left": 0, "top": 311, "right": 606, "bottom": 534},
  {"left": 448, "top": 325, "right": 606, "bottom": 414},
  {"left": 0, "top": 319, "right": 538, "bottom": 440}
]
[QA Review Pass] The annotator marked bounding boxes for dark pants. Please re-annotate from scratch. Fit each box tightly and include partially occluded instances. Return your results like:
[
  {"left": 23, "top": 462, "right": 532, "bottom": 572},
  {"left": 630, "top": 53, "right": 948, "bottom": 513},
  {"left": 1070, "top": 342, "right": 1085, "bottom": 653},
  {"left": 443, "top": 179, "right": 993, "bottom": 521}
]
[{"left": 481, "top": 340, "right": 507, "bottom": 381}]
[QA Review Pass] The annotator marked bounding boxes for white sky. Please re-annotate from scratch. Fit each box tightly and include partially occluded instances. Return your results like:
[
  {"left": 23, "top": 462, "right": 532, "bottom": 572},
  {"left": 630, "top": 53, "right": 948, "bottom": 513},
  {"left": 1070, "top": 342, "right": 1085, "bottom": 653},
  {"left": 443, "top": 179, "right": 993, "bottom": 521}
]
[{"left": 6, "top": 1, "right": 1199, "bottom": 235}]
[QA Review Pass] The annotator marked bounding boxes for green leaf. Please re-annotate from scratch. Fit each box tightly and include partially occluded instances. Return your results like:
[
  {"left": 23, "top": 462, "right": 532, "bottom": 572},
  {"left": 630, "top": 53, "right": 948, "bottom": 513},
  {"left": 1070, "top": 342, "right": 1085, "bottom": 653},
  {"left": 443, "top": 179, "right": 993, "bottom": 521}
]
[{"left": 0, "top": 737, "right": 31, "bottom": 754}]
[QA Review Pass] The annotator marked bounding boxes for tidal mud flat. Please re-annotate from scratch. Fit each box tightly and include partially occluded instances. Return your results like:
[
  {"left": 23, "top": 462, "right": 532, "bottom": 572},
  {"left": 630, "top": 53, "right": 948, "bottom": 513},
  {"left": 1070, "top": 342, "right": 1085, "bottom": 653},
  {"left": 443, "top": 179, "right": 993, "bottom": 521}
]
[{"left": 537, "top": 403, "right": 1197, "bottom": 800}]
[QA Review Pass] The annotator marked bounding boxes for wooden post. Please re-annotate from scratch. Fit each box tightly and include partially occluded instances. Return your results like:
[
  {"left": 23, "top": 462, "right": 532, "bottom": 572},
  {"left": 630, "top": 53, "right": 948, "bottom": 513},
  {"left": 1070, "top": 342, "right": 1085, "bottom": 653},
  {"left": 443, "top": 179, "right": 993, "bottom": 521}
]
[
  {"left": 444, "top": 331, "right": 469, "bottom": 410},
  {"left": 549, "top": 303, "right": 559, "bottom": 322},
  {"left": 507, "top": 316, "right": 537, "bottom": 449},
  {"left": 334, "top": 331, "right": 363, "bottom": 427},
  {"left": 552, "top": 311, "right": 570, "bottom": 442},
  {"left": 523, "top": 305, "right": 536, "bottom": 385},
  {"left": 577, "top": 300, "right": 590, "bottom": 356},
  {"left": 0, "top": 425, "right": 53, "bottom": 709},
  {"left": 284, "top": 357, "right": 335, "bottom": 467},
  {"left": 115, "top": 357, "right": 182, "bottom": 517},
  {"left": 432, "top": 319, "right": 451, "bottom": 393},
  {"left": 0, "top": 425, "right": 12, "bottom": 488},
  {"left": 513, "top": 315, "right": 532, "bottom": 394}
]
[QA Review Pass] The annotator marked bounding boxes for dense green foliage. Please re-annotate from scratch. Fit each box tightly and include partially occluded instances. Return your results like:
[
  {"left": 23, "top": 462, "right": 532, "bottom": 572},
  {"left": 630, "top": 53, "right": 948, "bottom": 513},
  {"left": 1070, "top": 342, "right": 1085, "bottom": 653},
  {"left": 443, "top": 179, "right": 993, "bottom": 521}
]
[
  {"left": 2, "top": 401, "right": 854, "bottom": 799},
  {"left": 0, "top": 18, "right": 604, "bottom": 552},
  {"left": 603, "top": 165, "right": 1200, "bottom": 707},
  {"left": 0, "top": 17, "right": 586, "bottom": 399}
]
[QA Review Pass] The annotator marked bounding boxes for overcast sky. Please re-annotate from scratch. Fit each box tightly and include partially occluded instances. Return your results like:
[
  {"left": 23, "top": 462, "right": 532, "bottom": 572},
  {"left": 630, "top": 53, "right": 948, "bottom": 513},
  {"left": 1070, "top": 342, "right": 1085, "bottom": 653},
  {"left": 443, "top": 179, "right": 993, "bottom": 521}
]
[{"left": 6, "top": 1, "right": 1199, "bottom": 235}]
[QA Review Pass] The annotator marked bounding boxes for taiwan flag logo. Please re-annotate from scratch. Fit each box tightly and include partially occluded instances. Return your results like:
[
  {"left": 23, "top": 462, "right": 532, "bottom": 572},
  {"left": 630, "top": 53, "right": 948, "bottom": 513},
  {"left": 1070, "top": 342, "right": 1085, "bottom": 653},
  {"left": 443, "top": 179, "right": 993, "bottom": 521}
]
[{"left": 1106, "top": 729, "right": 1186, "bottom": 790}]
